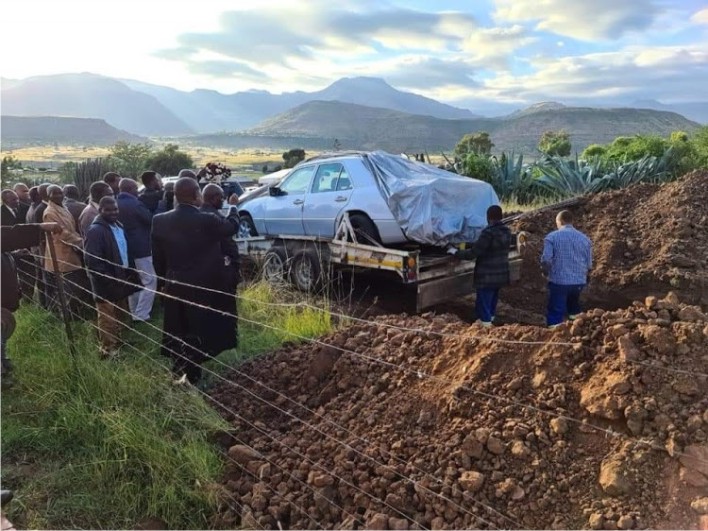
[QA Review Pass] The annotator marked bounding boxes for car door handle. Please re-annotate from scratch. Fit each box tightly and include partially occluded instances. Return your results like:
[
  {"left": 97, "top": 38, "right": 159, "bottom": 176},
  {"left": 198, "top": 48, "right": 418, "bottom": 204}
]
[
  {"left": 335, "top": 196, "right": 347, "bottom": 202},
  {"left": 293, "top": 199, "right": 304, "bottom": 205}
]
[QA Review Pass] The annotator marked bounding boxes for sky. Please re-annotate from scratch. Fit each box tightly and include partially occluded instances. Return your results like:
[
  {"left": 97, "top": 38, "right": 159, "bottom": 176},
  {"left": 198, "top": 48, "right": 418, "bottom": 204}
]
[{"left": 2, "top": 0, "right": 707, "bottom": 112}]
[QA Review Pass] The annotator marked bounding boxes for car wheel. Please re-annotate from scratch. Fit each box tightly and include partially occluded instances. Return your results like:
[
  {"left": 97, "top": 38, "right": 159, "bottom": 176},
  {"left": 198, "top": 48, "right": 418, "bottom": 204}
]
[
  {"left": 349, "top": 214, "right": 381, "bottom": 245},
  {"left": 262, "top": 248, "right": 288, "bottom": 283},
  {"left": 238, "top": 213, "right": 258, "bottom": 238},
  {"left": 290, "top": 249, "right": 324, "bottom": 293}
]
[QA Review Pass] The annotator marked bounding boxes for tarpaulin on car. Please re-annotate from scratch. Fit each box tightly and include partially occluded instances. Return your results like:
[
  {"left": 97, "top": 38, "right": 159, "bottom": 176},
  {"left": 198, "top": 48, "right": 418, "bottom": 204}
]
[{"left": 365, "top": 151, "right": 500, "bottom": 246}]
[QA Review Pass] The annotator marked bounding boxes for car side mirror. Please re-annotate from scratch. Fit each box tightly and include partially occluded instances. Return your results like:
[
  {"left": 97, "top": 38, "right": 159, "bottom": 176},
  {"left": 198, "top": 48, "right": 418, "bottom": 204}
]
[{"left": 269, "top": 186, "right": 284, "bottom": 197}]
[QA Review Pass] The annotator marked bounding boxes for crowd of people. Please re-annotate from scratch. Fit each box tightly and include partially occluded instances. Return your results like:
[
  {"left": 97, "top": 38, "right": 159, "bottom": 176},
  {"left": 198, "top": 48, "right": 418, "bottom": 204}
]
[
  {"left": 2, "top": 172, "right": 593, "bottom": 386},
  {"left": 1, "top": 170, "right": 240, "bottom": 386}
]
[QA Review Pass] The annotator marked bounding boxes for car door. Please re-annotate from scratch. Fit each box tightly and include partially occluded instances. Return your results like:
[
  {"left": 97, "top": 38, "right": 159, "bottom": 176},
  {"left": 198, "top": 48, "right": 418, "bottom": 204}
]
[
  {"left": 263, "top": 165, "right": 315, "bottom": 235},
  {"left": 302, "top": 162, "right": 354, "bottom": 237}
]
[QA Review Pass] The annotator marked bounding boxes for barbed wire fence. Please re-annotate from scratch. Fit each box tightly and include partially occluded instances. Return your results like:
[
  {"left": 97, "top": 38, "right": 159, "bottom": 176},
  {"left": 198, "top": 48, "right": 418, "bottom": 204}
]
[{"left": 9, "top": 238, "right": 708, "bottom": 529}]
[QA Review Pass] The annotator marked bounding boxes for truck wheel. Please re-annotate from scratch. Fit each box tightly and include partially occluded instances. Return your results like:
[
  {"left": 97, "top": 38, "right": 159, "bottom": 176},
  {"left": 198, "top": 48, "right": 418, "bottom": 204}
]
[
  {"left": 262, "top": 248, "right": 288, "bottom": 283},
  {"left": 349, "top": 214, "right": 381, "bottom": 245},
  {"left": 291, "top": 250, "right": 324, "bottom": 293},
  {"left": 239, "top": 213, "right": 258, "bottom": 238}
]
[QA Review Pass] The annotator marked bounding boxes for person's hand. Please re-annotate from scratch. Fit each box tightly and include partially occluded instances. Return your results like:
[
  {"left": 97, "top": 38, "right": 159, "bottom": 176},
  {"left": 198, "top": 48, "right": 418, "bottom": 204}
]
[
  {"left": 39, "top": 222, "right": 61, "bottom": 234},
  {"left": 446, "top": 246, "right": 458, "bottom": 256},
  {"left": 228, "top": 193, "right": 239, "bottom": 206}
]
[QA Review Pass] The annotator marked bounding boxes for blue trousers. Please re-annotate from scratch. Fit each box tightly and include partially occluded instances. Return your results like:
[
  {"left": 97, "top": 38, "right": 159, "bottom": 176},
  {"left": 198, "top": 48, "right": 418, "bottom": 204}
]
[
  {"left": 547, "top": 282, "right": 584, "bottom": 326},
  {"left": 476, "top": 287, "right": 499, "bottom": 324}
]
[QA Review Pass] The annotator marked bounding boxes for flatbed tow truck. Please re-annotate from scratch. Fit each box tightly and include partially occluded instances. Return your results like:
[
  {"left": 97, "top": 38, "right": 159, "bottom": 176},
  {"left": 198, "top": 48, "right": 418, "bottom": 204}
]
[{"left": 236, "top": 213, "right": 523, "bottom": 313}]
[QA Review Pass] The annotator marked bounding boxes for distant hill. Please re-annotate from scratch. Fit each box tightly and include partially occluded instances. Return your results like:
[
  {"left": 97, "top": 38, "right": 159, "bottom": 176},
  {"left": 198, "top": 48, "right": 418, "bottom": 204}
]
[
  {"left": 242, "top": 100, "right": 701, "bottom": 153},
  {"left": 633, "top": 99, "right": 708, "bottom": 124},
  {"left": 1, "top": 116, "right": 146, "bottom": 148},
  {"left": 1, "top": 73, "right": 193, "bottom": 136},
  {"left": 123, "top": 76, "right": 478, "bottom": 132}
]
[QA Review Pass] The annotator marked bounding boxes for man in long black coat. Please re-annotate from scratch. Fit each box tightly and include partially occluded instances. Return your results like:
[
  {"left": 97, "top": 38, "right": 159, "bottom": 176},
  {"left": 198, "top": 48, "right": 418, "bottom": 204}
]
[{"left": 151, "top": 178, "right": 239, "bottom": 383}]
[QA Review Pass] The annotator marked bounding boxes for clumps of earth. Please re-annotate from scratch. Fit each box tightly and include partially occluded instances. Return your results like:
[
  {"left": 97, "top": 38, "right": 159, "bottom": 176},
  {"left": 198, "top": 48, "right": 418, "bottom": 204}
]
[
  {"left": 209, "top": 291, "right": 708, "bottom": 529},
  {"left": 509, "top": 169, "right": 708, "bottom": 313}
]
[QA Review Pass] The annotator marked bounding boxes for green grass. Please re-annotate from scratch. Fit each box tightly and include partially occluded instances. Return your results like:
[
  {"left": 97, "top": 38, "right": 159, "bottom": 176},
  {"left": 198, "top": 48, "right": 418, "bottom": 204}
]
[
  {"left": 1, "top": 281, "right": 335, "bottom": 529},
  {"left": 203, "top": 281, "right": 334, "bottom": 381}
]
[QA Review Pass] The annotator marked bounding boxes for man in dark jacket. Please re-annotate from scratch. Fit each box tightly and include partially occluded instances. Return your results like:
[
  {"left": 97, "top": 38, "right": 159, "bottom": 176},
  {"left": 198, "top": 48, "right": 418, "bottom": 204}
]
[
  {"left": 1, "top": 190, "right": 22, "bottom": 226},
  {"left": 117, "top": 178, "right": 156, "bottom": 322},
  {"left": 201, "top": 184, "right": 241, "bottom": 349},
  {"left": 139, "top": 171, "right": 163, "bottom": 214},
  {"left": 448, "top": 205, "right": 511, "bottom": 326},
  {"left": 62, "top": 184, "right": 86, "bottom": 229},
  {"left": 85, "top": 197, "right": 141, "bottom": 357},
  {"left": 152, "top": 177, "right": 239, "bottom": 384}
]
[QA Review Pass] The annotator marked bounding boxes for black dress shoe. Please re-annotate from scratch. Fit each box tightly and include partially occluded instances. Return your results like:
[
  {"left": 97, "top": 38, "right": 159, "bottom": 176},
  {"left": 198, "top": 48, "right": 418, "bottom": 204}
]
[{"left": 1, "top": 489, "right": 14, "bottom": 506}]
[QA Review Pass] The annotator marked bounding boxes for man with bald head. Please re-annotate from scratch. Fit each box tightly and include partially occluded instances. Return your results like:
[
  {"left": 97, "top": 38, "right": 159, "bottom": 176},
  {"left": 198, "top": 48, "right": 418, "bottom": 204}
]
[
  {"left": 103, "top": 172, "right": 121, "bottom": 196},
  {"left": 13, "top": 183, "right": 30, "bottom": 223},
  {"left": 62, "top": 184, "right": 85, "bottom": 229},
  {"left": 1, "top": 190, "right": 21, "bottom": 226},
  {"left": 79, "top": 181, "right": 113, "bottom": 238},
  {"left": 117, "top": 178, "right": 156, "bottom": 322},
  {"left": 152, "top": 177, "right": 239, "bottom": 384}
]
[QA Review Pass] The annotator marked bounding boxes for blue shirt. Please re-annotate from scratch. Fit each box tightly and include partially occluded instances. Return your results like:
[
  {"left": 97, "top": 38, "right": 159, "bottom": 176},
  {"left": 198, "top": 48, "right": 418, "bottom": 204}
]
[
  {"left": 109, "top": 223, "right": 129, "bottom": 267},
  {"left": 541, "top": 225, "right": 592, "bottom": 285}
]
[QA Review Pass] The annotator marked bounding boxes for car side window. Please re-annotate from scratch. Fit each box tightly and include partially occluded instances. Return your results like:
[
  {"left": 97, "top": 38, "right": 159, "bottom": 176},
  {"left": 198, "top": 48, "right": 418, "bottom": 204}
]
[
  {"left": 280, "top": 166, "right": 315, "bottom": 194},
  {"left": 311, "top": 163, "right": 343, "bottom": 193},
  {"left": 336, "top": 166, "right": 353, "bottom": 191}
]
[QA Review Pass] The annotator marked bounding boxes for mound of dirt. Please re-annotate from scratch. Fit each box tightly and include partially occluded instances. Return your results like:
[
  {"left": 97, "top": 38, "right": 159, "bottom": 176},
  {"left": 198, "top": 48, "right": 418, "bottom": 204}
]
[
  {"left": 508, "top": 170, "right": 708, "bottom": 315},
  {"left": 210, "top": 292, "right": 708, "bottom": 530}
]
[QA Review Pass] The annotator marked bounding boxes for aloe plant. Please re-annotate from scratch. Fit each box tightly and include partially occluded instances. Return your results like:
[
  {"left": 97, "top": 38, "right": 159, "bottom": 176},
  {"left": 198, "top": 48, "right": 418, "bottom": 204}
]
[{"left": 533, "top": 154, "right": 606, "bottom": 198}]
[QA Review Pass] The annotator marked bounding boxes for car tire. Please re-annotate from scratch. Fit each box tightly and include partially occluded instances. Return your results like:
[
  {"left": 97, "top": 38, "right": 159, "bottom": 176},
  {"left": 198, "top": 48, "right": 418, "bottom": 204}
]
[
  {"left": 262, "top": 248, "right": 288, "bottom": 284},
  {"left": 349, "top": 214, "right": 381, "bottom": 245},
  {"left": 290, "top": 249, "right": 324, "bottom": 293},
  {"left": 239, "top": 213, "right": 258, "bottom": 238}
]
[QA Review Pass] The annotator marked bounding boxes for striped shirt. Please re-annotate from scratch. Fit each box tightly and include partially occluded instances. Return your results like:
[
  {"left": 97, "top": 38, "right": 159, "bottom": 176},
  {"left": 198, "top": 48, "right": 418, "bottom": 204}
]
[{"left": 541, "top": 225, "right": 592, "bottom": 285}]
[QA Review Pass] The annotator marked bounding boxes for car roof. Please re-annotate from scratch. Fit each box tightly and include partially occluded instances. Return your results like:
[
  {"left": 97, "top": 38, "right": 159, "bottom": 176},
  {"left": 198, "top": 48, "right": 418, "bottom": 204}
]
[{"left": 304, "top": 151, "right": 369, "bottom": 163}]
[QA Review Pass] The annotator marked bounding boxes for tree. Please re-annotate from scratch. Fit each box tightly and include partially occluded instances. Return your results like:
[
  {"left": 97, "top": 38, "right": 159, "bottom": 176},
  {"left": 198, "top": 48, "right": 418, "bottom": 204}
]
[
  {"left": 454, "top": 132, "right": 494, "bottom": 157},
  {"left": 146, "top": 144, "right": 194, "bottom": 177},
  {"left": 605, "top": 134, "right": 666, "bottom": 161},
  {"left": 282, "top": 148, "right": 306, "bottom": 169},
  {"left": 109, "top": 141, "right": 153, "bottom": 178},
  {"left": 691, "top": 126, "right": 708, "bottom": 168},
  {"left": 1, "top": 155, "right": 22, "bottom": 180},
  {"left": 538, "top": 130, "right": 571, "bottom": 157},
  {"left": 461, "top": 153, "right": 495, "bottom": 184},
  {"left": 581, "top": 144, "right": 607, "bottom": 159}
]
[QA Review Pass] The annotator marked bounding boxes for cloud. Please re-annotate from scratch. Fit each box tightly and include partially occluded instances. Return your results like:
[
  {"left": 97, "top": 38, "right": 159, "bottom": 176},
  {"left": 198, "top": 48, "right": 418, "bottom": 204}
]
[
  {"left": 462, "top": 25, "right": 537, "bottom": 68},
  {"left": 492, "top": 0, "right": 662, "bottom": 40},
  {"left": 472, "top": 45, "right": 708, "bottom": 104},
  {"left": 691, "top": 8, "right": 708, "bottom": 24}
]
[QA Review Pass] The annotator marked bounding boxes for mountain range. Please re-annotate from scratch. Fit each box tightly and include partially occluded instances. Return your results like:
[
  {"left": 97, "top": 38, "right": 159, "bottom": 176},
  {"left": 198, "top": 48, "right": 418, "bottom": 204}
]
[
  {"left": 1, "top": 73, "right": 705, "bottom": 153},
  {"left": 208, "top": 100, "right": 698, "bottom": 154}
]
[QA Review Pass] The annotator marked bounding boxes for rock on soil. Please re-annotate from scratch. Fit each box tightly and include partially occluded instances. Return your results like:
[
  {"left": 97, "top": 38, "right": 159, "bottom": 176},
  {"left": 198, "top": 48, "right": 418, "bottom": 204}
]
[{"left": 209, "top": 288, "right": 708, "bottom": 529}]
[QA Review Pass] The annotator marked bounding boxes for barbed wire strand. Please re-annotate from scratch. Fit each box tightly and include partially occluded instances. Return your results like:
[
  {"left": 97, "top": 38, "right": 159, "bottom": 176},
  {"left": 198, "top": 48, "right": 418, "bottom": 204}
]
[
  {"left": 15, "top": 278, "right": 274, "bottom": 531},
  {"left": 69, "top": 244, "right": 579, "bottom": 347},
  {"left": 52, "top": 275, "right": 505, "bottom": 530},
  {"left": 18, "top": 276, "right": 354, "bottom": 527},
  {"left": 27, "top": 257, "right": 708, "bottom": 470},
  {"left": 43, "top": 281, "right": 426, "bottom": 531}
]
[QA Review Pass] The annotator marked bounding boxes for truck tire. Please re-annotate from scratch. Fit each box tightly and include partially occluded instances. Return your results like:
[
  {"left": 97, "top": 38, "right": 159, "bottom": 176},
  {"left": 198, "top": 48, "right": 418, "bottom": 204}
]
[
  {"left": 262, "top": 248, "right": 288, "bottom": 283},
  {"left": 239, "top": 213, "right": 258, "bottom": 238},
  {"left": 349, "top": 214, "right": 381, "bottom": 245},
  {"left": 290, "top": 249, "right": 324, "bottom": 293}
]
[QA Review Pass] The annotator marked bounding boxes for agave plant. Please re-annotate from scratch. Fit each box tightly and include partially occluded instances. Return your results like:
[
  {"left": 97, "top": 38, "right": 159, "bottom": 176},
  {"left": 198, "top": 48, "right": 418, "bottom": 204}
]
[
  {"left": 592, "top": 147, "right": 674, "bottom": 192},
  {"left": 489, "top": 152, "right": 534, "bottom": 202},
  {"left": 533, "top": 154, "right": 606, "bottom": 199}
]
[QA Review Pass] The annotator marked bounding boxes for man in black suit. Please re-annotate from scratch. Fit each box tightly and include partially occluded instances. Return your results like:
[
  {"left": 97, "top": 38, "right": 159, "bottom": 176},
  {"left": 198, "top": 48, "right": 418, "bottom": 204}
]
[
  {"left": 12, "top": 183, "right": 30, "bottom": 223},
  {"left": 1, "top": 190, "right": 22, "bottom": 226},
  {"left": 151, "top": 178, "right": 239, "bottom": 384}
]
